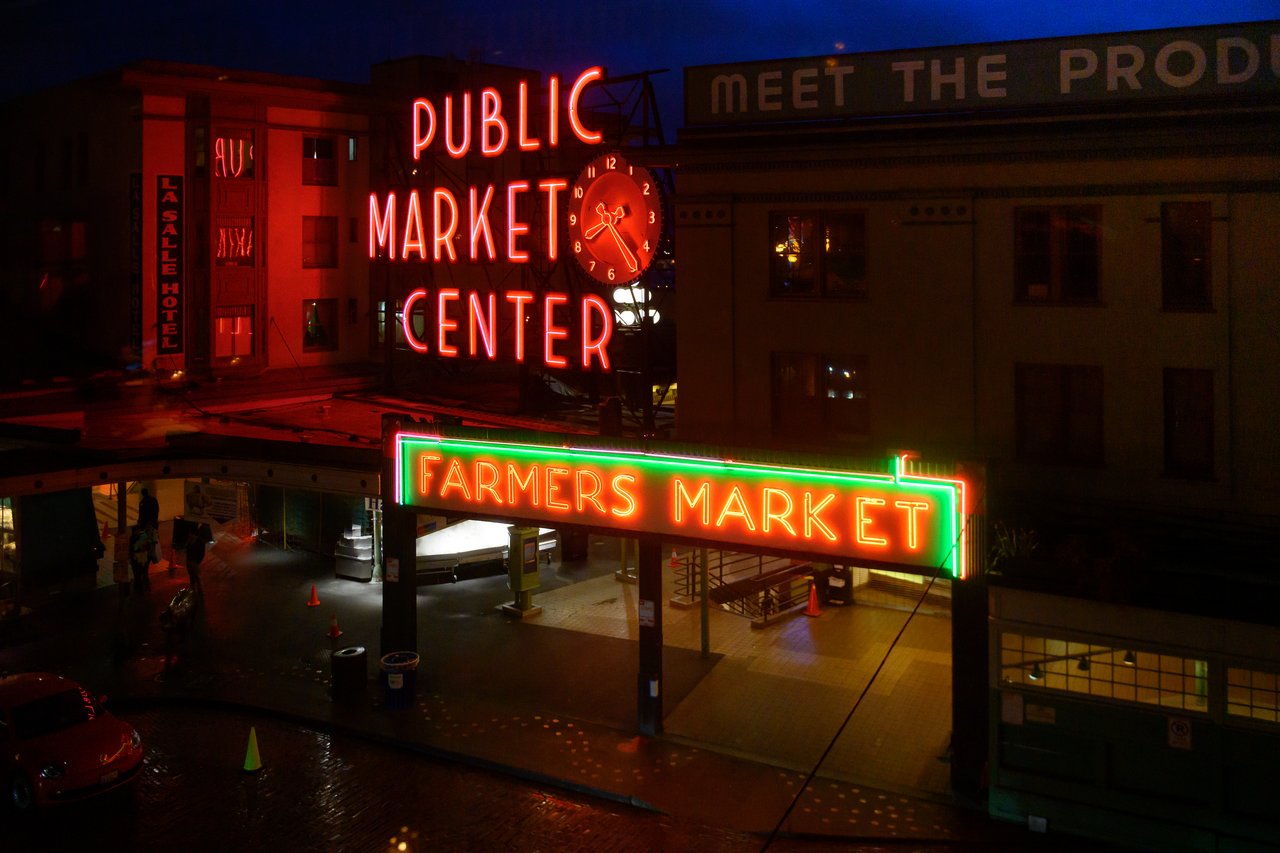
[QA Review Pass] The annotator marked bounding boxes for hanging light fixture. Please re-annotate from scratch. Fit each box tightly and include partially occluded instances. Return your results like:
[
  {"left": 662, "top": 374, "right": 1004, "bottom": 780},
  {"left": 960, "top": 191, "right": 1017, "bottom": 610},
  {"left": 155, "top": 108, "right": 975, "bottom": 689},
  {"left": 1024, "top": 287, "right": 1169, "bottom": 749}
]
[
  {"left": 1028, "top": 663, "right": 1043, "bottom": 681},
  {"left": 1077, "top": 657, "right": 1090, "bottom": 672},
  {"left": 1123, "top": 650, "right": 1136, "bottom": 666}
]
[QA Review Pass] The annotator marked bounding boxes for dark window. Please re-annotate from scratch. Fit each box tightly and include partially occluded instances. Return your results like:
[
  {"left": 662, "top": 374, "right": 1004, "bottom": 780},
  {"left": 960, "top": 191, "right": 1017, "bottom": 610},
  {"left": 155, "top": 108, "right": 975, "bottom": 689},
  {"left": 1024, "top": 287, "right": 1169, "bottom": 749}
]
[
  {"left": 772, "top": 352, "right": 869, "bottom": 441},
  {"left": 377, "top": 299, "right": 409, "bottom": 346},
  {"left": 770, "top": 211, "right": 867, "bottom": 297},
  {"left": 303, "top": 299, "right": 338, "bottom": 351},
  {"left": 1015, "top": 363, "right": 1104, "bottom": 465},
  {"left": 303, "top": 137, "right": 337, "bottom": 186},
  {"left": 303, "top": 216, "right": 338, "bottom": 268},
  {"left": 1162, "top": 202, "right": 1211, "bottom": 310},
  {"left": 1015, "top": 206, "right": 1101, "bottom": 302},
  {"left": 1164, "top": 368, "right": 1213, "bottom": 479}
]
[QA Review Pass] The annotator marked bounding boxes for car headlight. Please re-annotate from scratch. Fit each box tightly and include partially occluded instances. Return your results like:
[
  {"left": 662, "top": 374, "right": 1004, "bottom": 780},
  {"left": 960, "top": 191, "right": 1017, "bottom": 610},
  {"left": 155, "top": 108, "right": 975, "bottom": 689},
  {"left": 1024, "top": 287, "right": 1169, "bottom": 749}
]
[
  {"left": 130, "top": 729, "right": 142, "bottom": 750},
  {"left": 38, "top": 763, "right": 66, "bottom": 780}
]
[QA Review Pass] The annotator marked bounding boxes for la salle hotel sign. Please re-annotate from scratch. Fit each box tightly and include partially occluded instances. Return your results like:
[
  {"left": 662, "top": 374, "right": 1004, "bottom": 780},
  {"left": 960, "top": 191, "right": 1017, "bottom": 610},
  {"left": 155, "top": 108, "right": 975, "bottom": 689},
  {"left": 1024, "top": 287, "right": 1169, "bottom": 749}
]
[
  {"left": 395, "top": 429, "right": 971, "bottom": 577},
  {"left": 369, "top": 68, "right": 615, "bottom": 371}
]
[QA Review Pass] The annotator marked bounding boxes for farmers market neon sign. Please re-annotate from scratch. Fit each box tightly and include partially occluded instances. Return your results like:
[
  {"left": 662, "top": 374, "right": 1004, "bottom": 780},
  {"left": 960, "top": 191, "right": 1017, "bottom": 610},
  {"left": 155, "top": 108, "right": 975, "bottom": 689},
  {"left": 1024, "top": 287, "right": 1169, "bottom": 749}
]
[{"left": 395, "top": 430, "right": 970, "bottom": 577}]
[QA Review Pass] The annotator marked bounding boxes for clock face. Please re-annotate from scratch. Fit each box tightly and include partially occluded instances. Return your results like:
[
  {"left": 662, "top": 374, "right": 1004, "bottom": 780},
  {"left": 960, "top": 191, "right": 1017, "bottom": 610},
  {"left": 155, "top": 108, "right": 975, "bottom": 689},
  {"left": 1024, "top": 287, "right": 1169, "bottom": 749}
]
[{"left": 567, "top": 153, "right": 662, "bottom": 285}]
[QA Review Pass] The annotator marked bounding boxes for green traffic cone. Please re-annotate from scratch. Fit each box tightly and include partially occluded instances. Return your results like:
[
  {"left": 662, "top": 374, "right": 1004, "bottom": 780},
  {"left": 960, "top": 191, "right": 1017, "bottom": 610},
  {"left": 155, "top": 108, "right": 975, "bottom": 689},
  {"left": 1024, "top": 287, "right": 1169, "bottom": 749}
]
[{"left": 243, "top": 726, "right": 263, "bottom": 773}]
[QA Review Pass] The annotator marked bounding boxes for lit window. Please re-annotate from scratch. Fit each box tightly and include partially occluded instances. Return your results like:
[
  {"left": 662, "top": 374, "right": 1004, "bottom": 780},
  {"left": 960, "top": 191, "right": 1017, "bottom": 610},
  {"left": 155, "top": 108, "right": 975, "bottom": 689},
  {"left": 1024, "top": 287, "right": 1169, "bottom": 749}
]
[
  {"left": 1001, "top": 632, "right": 1208, "bottom": 712},
  {"left": 303, "top": 299, "right": 338, "bottom": 352},
  {"left": 1227, "top": 667, "right": 1280, "bottom": 724},
  {"left": 772, "top": 352, "right": 869, "bottom": 442},
  {"left": 216, "top": 218, "right": 254, "bottom": 267},
  {"left": 302, "top": 137, "right": 337, "bottom": 186},
  {"left": 213, "top": 133, "right": 254, "bottom": 179},
  {"left": 214, "top": 305, "right": 255, "bottom": 360},
  {"left": 769, "top": 211, "right": 867, "bottom": 297},
  {"left": 1162, "top": 202, "right": 1211, "bottom": 310},
  {"left": 1014, "top": 206, "right": 1100, "bottom": 302},
  {"left": 302, "top": 216, "right": 338, "bottom": 268}
]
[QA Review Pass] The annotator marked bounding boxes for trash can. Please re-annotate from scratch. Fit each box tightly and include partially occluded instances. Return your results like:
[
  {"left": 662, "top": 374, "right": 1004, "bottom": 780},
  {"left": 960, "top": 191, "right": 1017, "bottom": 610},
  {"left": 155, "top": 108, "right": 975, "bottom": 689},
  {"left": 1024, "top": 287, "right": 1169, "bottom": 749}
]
[
  {"left": 330, "top": 645, "right": 367, "bottom": 704},
  {"left": 827, "top": 566, "right": 854, "bottom": 606},
  {"left": 379, "top": 651, "right": 420, "bottom": 710}
]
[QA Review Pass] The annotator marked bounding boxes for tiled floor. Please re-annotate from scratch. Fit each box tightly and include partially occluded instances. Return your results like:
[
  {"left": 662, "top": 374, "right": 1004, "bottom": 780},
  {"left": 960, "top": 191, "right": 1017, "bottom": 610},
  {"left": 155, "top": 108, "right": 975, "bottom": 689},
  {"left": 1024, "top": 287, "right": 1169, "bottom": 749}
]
[{"left": 531, "top": 548, "right": 955, "bottom": 797}]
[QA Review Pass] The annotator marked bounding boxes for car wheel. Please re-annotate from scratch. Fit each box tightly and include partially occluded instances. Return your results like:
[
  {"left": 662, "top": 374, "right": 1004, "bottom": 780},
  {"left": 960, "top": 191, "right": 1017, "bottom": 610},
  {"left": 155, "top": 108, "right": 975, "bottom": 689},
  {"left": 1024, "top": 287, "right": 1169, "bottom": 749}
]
[{"left": 11, "top": 773, "right": 34, "bottom": 811}]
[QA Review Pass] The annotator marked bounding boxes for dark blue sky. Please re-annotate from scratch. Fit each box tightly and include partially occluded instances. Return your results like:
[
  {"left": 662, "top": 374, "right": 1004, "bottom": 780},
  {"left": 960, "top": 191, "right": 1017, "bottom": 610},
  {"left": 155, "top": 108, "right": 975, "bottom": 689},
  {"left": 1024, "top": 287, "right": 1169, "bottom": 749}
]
[{"left": 4, "top": 0, "right": 1277, "bottom": 130}]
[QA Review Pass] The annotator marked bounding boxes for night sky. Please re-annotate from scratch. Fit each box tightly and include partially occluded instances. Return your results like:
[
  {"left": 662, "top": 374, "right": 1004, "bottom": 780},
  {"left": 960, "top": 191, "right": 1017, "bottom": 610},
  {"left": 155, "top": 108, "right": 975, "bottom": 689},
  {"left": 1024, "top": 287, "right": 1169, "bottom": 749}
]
[{"left": 3, "top": 0, "right": 1277, "bottom": 130}]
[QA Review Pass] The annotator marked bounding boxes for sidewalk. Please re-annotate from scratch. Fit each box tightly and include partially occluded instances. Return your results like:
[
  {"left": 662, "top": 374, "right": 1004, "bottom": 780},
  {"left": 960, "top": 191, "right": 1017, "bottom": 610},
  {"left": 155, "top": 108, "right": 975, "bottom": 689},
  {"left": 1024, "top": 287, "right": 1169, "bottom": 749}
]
[{"left": 0, "top": 531, "right": 1062, "bottom": 849}]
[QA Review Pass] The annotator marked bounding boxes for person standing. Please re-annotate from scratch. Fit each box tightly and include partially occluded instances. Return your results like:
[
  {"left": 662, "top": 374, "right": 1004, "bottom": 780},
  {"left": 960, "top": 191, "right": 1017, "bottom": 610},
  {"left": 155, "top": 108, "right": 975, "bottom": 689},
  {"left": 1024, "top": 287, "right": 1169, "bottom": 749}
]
[
  {"left": 128, "top": 524, "right": 153, "bottom": 595},
  {"left": 184, "top": 524, "right": 209, "bottom": 599},
  {"left": 138, "top": 486, "right": 160, "bottom": 531}
]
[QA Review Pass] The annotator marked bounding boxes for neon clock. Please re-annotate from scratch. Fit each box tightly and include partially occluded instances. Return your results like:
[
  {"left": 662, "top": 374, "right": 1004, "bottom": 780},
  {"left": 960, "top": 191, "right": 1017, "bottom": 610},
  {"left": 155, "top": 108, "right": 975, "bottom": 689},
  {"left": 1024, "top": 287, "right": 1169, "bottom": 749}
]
[{"left": 567, "top": 153, "right": 662, "bottom": 285}]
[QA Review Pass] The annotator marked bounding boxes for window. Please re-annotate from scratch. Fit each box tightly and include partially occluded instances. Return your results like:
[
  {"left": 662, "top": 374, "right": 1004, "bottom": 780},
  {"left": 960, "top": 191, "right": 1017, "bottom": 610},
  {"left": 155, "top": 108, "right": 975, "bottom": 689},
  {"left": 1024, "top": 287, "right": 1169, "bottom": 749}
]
[
  {"left": 1164, "top": 368, "right": 1213, "bottom": 479},
  {"left": 1228, "top": 667, "right": 1280, "bottom": 724},
  {"left": 1000, "top": 632, "right": 1208, "bottom": 713},
  {"left": 303, "top": 299, "right": 338, "bottom": 351},
  {"left": 377, "top": 299, "right": 409, "bottom": 346},
  {"left": 772, "top": 352, "right": 869, "bottom": 441},
  {"left": 1015, "top": 363, "right": 1103, "bottom": 465},
  {"left": 770, "top": 211, "right": 867, "bottom": 297},
  {"left": 302, "top": 137, "right": 336, "bottom": 186},
  {"left": 1162, "top": 202, "right": 1211, "bottom": 310},
  {"left": 1014, "top": 206, "right": 1101, "bottom": 302},
  {"left": 302, "top": 216, "right": 338, "bottom": 268},
  {"left": 216, "top": 218, "right": 254, "bottom": 267},
  {"left": 214, "top": 305, "right": 255, "bottom": 359},
  {"left": 213, "top": 133, "right": 254, "bottom": 179}
]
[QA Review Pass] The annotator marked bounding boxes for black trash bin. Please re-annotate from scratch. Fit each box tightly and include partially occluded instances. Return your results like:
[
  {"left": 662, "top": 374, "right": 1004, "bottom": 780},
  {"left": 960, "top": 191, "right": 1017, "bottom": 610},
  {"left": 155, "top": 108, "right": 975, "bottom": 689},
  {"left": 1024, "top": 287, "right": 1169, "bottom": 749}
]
[
  {"left": 331, "top": 645, "right": 367, "bottom": 703},
  {"left": 380, "top": 651, "right": 420, "bottom": 710},
  {"left": 827, "top": 566, "right": 854, "bottom": 606}
]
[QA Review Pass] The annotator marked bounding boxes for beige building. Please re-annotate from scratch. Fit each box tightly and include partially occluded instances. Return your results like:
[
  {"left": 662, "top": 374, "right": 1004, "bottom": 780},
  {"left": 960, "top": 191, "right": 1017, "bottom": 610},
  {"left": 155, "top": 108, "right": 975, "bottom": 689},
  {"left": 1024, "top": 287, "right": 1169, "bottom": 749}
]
[{"left": 674, "top": 20, "right": 1280, "bottom": 850}]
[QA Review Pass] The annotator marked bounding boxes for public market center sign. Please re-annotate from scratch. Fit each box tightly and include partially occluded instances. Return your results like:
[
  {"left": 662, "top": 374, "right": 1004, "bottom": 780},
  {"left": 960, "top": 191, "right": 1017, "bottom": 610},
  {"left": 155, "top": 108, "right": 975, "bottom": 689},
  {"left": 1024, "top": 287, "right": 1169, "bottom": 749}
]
[{"left": 395, "top": 428, "right": 971, "bottom": 578}]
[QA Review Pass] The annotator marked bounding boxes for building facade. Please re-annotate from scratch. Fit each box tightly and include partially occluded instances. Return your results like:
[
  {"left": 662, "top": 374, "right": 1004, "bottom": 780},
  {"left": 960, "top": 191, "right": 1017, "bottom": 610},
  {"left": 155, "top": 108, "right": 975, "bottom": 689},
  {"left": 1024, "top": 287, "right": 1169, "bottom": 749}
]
[{"left": 674, "top": 20, "right": 1280, "bottom": 850}]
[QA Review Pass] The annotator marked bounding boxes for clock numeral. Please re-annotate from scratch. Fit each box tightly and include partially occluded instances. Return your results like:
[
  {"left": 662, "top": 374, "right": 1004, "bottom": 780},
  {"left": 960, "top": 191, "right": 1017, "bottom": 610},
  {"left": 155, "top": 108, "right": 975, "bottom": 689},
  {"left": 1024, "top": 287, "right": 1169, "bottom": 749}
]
[
  {"left": 628, "top": 165, "right": 634, "bottom": 175},
  {"left": 587, "top": 165, "right": 596, "bottom": 179},
  {"left": 643, "top": 240, "right": 650, "bottom": 252},
  {"left": 574, "top": 241, "right": 582, "bottom": 254},
  {"left": 589, "top": 260, "right": 597, "bottom": 271},
  {"left": 648, "top": 211, "right": 656, "bottom": 224},
  {"left": 569, "top": 213, "right": 577, "bottom": 226},
  {"left": 643, "top": 182, "right": 650, "bottom": 196},
  {"left": 574, "top": 186, "right": 584, "bottom": 199},
  {"left": 608, "top": 267, "right": 616, "bottom": 281},
  {"left": 606, "top": 155, "right": 617, "bottom": 170}
]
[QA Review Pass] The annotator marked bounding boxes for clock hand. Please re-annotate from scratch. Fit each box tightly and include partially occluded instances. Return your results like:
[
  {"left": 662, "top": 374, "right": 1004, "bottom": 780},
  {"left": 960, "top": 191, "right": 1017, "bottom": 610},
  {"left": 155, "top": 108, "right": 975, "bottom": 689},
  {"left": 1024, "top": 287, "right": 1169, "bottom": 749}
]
[{"left": 585, "top": 203, "right": 639, "bottom": 272}]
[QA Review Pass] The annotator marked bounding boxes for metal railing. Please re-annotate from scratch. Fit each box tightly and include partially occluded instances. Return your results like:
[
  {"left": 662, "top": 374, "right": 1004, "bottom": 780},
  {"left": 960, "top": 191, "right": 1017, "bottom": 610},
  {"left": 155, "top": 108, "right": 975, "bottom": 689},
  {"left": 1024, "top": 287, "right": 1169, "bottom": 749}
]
[{"left": 669, "top": 548, "right": 813, "bottom": 626}]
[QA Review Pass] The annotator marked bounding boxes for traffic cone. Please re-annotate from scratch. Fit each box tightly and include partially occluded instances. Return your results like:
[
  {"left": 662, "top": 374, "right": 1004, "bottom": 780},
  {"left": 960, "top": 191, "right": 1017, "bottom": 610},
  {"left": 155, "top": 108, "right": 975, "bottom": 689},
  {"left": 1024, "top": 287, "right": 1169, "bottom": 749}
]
[
  {"left": 102, "top": 520, "right": 111, "bottom": 539},
  {"left": 242, "top": 726, "right": 263, "bottom": 773},
  {"left": 804, "top": 579, "right": 822, "bottom": 617},
  {"left": 326, "top": 614, "right": 343, "bottom": 640},
  {"left": 669, "top": 548, "right": 680, "bottom": 568},
  {"left": 306, "top": 584, "right": 321, "bottom": 607}
]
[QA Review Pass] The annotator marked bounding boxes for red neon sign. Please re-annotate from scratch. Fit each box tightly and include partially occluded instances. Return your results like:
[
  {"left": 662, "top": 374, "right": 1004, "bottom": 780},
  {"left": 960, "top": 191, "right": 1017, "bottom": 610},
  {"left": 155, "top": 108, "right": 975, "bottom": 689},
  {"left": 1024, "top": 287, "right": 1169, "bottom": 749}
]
[{"left": 396, "top": 430, "right": 970, "bottom": 578}]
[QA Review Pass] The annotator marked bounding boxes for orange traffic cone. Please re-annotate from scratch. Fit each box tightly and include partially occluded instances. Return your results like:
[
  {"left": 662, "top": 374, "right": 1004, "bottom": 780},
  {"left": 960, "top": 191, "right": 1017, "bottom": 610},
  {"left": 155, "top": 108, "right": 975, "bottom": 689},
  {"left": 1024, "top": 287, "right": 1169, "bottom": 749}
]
[
  {"left": 326, "top": 614, "right": 343, "bottom": 640},
  {"left": 306, "top": 584, "right": 321, "bottom": 607},
  {"left": 102, "top": 520, "right": 112, "bottom": 539},
  {"left": 804, "top": 579, "right": 822, "bottom": 617},
  {"left": 669, "top": 548, "right": 680, "bottom": 568}
]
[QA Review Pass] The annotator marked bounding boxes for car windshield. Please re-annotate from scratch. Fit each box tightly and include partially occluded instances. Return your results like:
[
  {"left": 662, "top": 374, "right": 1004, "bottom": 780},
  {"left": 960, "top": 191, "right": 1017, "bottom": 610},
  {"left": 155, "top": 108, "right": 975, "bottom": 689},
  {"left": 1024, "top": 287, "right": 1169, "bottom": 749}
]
[{"left": 11, "top": 687, "right": 101, "bottom": 739}]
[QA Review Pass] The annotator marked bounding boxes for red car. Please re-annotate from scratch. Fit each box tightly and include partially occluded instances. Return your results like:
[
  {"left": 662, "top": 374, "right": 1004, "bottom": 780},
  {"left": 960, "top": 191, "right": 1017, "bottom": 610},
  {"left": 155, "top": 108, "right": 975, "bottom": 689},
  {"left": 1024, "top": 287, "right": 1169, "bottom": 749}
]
[{"left": 0, "top": 672, "right": 144, "bottom": 810}]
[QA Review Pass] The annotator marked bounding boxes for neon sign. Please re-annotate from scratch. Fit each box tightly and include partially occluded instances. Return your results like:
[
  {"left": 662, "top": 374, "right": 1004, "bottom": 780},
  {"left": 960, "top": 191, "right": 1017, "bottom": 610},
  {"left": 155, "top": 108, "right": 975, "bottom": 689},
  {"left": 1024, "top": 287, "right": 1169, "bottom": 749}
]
[
  {"left": 371, "top": 67, "right": 615, "bottom": 372},
  {"left": 395, "top": 429, "right": 970, "bottom": 577}
]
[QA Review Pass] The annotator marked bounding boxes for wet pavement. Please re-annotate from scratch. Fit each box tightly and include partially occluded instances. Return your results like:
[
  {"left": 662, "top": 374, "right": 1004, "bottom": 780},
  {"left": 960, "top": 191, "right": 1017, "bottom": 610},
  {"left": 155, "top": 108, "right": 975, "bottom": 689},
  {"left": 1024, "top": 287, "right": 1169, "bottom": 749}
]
[{"left": 0, "top": 525, "right": 1108, "bottom": 850}]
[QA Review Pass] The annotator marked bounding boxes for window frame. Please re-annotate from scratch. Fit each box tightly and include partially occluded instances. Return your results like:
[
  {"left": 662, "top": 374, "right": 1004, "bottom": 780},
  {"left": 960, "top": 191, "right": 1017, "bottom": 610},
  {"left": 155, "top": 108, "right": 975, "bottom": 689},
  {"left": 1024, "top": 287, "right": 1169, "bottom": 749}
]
[
  {"left": 302, "top": 136, "right": 337, "bottom": 186},
  {"left": 302, "top": 298, "right": 339, "bottom": 352},
  {"left": 1163, "top": 367, "right": 1214, "bottom": 480},
  {"left": 1013, "top": 205, "right": 1102, "bottom": 304},
  {"left": 771, "top": 351, "right": 870, "bottom": 442},
  {"left": 1161, "top": 201, "right": 1212, "bottom": 311},
  {"left": 768, "top": 210, "right": 868, "bottom": 299},
  {"left": 302, "top": 215, "right": 339, "bottom": 269},
  {"left": 1014, "top": 362, "right": 1104, "bottom": 466}
]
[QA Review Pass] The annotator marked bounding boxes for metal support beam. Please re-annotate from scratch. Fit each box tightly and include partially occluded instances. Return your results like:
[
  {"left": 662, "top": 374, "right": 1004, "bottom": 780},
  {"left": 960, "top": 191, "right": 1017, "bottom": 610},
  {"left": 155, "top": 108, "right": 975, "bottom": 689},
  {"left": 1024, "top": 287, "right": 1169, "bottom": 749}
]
[{"left": 637, "top": 536, "right": 663, "bottom": 735}]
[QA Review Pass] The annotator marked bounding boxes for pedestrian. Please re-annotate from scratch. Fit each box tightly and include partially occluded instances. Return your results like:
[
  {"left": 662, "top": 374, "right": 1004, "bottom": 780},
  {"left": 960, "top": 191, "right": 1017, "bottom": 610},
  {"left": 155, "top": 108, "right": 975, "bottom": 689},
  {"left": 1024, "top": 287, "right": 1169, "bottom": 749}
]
[
  {"left": 128, "top": 524, "right": 153, "bottom": 595},
  {"left": 184, "top": 524, "right": 209, "bottom": 598},
  {"left": 138, "top": 486, "right": 160, "bottom": 531}
]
